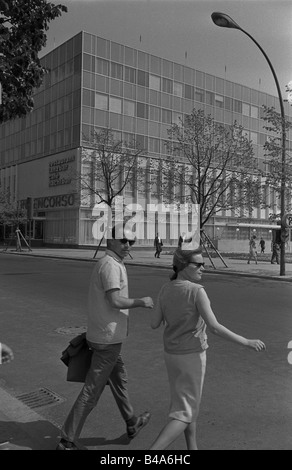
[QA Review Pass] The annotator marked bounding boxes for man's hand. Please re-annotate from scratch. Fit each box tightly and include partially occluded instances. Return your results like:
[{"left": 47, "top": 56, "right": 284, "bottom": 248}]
[
  {"left": 0, "top": 343, "right": 14, "bottom": 364},
  {"left": 140, "top": 297, "right": 154, "bottom": 309}
]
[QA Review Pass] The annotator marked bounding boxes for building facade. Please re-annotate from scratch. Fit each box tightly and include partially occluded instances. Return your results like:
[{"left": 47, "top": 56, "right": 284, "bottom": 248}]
[{"left": 0, "top": 31, "right": 291, "bottom": 250}]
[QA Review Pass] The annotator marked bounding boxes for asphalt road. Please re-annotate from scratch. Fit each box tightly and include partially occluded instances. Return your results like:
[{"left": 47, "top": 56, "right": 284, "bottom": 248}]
[{"left": 0, "top": 254, "right": 292, "bottom": 450}]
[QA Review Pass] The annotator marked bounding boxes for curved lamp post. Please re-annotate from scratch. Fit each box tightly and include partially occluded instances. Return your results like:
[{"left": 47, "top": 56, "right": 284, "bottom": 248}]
[{"left": 211, "top": 12, "right": 287, "bottom": 275}]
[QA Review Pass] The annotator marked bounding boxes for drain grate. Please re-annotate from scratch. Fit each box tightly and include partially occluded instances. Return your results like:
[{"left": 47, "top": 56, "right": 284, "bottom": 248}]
[
  {"left": 16, "top": 387, "right": 66, "bottom": 410},
  {"left": 55, "top": 326, "right": 86, "bottom": 335}
]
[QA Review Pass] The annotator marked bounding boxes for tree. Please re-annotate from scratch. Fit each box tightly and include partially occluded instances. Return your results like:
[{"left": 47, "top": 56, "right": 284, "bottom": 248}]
[
  {"left": 261, "top": 105, "right": 292, "bottom": 219},
  {"left": 151, "top": 108, "right": 261, "bottom": 230},
  {"left": 0, "top": 0, "right": 67, "bottom": 123},
  {"left": 79, "top": 128, "right": 147, "bottom": 254},
  {"left": 0, "top": 189, "right": 27, "bottom": 229}
]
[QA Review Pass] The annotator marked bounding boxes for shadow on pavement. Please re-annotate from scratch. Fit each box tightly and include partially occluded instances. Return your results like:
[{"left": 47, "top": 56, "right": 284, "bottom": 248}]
[
  {"left": 80, "top": 432, "right": 131, "bottom": 448},
  {"left": 0, "top": 419, "right": 60, "bottom": 450}
]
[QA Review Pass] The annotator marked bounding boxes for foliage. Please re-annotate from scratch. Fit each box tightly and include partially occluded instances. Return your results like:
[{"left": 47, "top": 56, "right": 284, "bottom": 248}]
[
  {"left": 151, "top": 108, "right": 262, "bottom": 228},
  {"left": 0, "top": 0, "right": 67, "bottom": 123},
  {"left": 261, "top": 105, "right": 292, "bottom": 216},
  {"left": 0, "top": 189, "right": 27, "bottom": 226}
]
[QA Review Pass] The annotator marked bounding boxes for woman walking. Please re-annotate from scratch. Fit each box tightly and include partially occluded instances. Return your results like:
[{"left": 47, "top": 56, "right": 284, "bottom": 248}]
[
  {"left": 149, "top": 247, "right": 265, "bottom": 450},
  {"left": 247, "top": 235, "right": 258, "bottom": 264}
]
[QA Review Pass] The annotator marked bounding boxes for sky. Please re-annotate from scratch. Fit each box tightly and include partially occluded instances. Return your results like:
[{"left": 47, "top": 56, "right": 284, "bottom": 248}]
[{"left": 41, "top": 0, "right": 292, "bottom": 99}]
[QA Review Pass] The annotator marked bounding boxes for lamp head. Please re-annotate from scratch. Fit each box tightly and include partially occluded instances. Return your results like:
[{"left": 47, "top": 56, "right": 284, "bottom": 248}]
[{"left": 211, "top": 12, "right": 241, "bottom": 30}]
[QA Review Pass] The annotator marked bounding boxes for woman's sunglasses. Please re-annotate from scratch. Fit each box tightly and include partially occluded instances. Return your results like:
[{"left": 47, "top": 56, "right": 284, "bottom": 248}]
[
  {"left": 189, "top": 262, "right": 205, "bottom": 268},
  {"left": 118, "top": 238, "right": 135, "bottom": 246}
]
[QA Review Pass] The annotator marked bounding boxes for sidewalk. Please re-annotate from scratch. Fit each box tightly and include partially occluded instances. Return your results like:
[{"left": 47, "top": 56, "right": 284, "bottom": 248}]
[
  {"left": 0, "top": 388, "right": 60, "bottom": 450},
  {"left": 2, "top": 245, "right": 292, "bottom": 281},
  {"left": 0, "top": 245, "right": 291, "bottom": 451}
]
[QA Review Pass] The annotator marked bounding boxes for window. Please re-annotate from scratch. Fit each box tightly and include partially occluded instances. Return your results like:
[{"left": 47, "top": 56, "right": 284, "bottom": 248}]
[
  {"left": 215, "top": 94, "right": 224, "bottom": 108},
  {"left": 83, "top": 89, "right": 94, "bottom": 107},
  {"left": 138, "top": 51, "right": 148, "bottom": 70},
  {"left": 162, "top": 78, "right": 173, "bottom": 94},
  {"left": 161, "top": 108, "right": 172, "bottom": 124},
  {"left": 250, "top": 132, "right": 258, "bottom": 144},
  {"left": 95, "top": 93, "right": 108, "bottom": 110},
  {"left": 184, "top": 84, "right": 194, "bottom": 100},
  {"left": 96, "top": 37, "right": 109, "bottom": 58},
  {"left": 251, "top": 106, "right": 258, "bottom": 119},
  {"left": 206, "top": 91, "right": 214, "bottom": 105},
  {"left": 124, "top": 66, "right": 136, "bottom": 84},
  {"left": 150, "top": 55, "right": 161, "bottom": 74},
  {"left": 149, "top": 137, "right": 160, "bottom": 153},
  {"left": 111, "top": 42, "right": 124, "bottom": 62},
  {"left": 110, "top": 62, "right": 123, "bottom": 80},
  {"left": 95, "top": 58, "right": 109, "bottom": 76},
  {"left": 215, "top": 77, "right": 224, "bottom": 94},
  {"left": 149, "top": 105, "right": 160, "bottom": 121},
  {"left": 224, "top": 96, "right": 233, "bottom": 111},
  {"left": 206, "top": 74, "right": 215, "bottom": 91},
  {"left": 137, "top": 70, "right": 149, "bottom": 87},
  {"left": 173, "top": 82, "right": 183, "bottom": 97},
  {"left": 109, "top": 97, "right": 122, "bottom": 113},
  {"left": 162, "top": 59, "right": 173, "bottom": 78},
  {"left": 123, "top": 100, "right": 135, "bottom": 116},
  {"left": 125, "top": 46, "right": 136, "bottom": 67},
  {"left": 174, "top": 63, "right": 183, "bottom": 81},
  {"left": 123, "top": 132, "right": 135, "bottom": 146},
  {"left": 233, "top": 100, "right": 242, "bottom": 113},
  {"left": 149, "top": 74, "right": 160, "bottom": 91},
  {"left": 242, "top": 103, "right": 250, "bottom": 116},
  {"left": 136, "top": 134, "right": 147, "bottom": 150},
  {"left": 124, "top": 82, "right": 136, "bottom": 100},
  {"left": 172, "top": 112, "right": 182, "bottom": 124},
  {"left": 83, "top": 54, "right": 93, "bottom": 72},
  {"left": 136, "top": 102, "right": 149, "bottom": 119},
  {"left": 195, "top": 88, "right": 204, "bottom": 103}
]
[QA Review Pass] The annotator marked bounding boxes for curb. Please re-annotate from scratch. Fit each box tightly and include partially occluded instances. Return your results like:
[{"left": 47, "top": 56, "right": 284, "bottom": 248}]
[
  {"left": 2, "top": 249, "right": 292, "bottom": 282},
  {"left": 0, "top": 387, "right": 60, "bottom": 450}
]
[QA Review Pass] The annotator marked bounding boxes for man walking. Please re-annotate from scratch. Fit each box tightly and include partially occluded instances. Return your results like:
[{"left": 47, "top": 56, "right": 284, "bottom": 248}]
[
  {"left": 259, "top": 238, "right": 265, "bottom": 254},
  {"left": 154, "top": 233, "right": 163, "bottom": 258},
  {"left": 271, "top": 241, "right": 280, "bottom": 264},
  {"left": 57, "top": 224, "right": 153, "bottom": 450}
]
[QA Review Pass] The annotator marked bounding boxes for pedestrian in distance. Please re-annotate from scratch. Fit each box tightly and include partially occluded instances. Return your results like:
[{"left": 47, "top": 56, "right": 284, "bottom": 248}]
[
  {"left": 149, "top": 246, "right": 266, "bottom": 450},
  {"left": 271, "top": 241, "right": 280, "bottom": 265},
  {"left": 0, "top": 343, "right": 14, "bottom": 365},
  {"left": 259, "top": 238, "right": 265, "bottom": 254},
  {"left": 154, "top": 233, "right": 163, "bottom": 258},
  {"left": 247, "top": 235, "right": 258, "bottom": 264},
  {"left": 57, "top": 223, "right": 153, "bottom": 451}
]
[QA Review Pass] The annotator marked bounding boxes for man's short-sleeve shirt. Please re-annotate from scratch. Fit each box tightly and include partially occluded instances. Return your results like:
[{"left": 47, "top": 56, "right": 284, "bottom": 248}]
[{"left": 86, "top": 250, "right": 129, "bottom": 344}]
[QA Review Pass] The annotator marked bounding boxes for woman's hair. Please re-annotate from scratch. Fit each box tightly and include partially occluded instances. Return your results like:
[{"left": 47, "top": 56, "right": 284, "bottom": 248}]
[{"left": 170, "top": 246, "right": 203, "bottom": 280}]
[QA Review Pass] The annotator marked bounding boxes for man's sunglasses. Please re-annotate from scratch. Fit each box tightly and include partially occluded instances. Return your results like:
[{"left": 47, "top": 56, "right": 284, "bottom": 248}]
[
  {"left": 118, "top": 238, "right": 135, "bottom": 246},
  {"left": 189, "top": 262, "right": 205, "bottom": 268}
]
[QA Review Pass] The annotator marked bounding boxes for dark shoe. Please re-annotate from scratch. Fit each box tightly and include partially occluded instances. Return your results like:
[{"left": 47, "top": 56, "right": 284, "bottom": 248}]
[
  {"left": 56, "top": 439, "right": 79, "bottom": 450},
  {"left": 127, "top": 411, "right": 151, "bottom": 439}
]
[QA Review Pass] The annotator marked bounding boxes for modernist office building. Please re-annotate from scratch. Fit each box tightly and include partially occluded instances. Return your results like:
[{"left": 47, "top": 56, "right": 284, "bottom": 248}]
[{"left": 0, "top": 31, "right": 291, "bottom": 250}]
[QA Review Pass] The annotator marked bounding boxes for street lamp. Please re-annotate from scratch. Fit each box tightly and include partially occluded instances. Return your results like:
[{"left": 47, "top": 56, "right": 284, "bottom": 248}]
[{"left": 211, "top": 12, "right": 287, "bottom": 275}]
